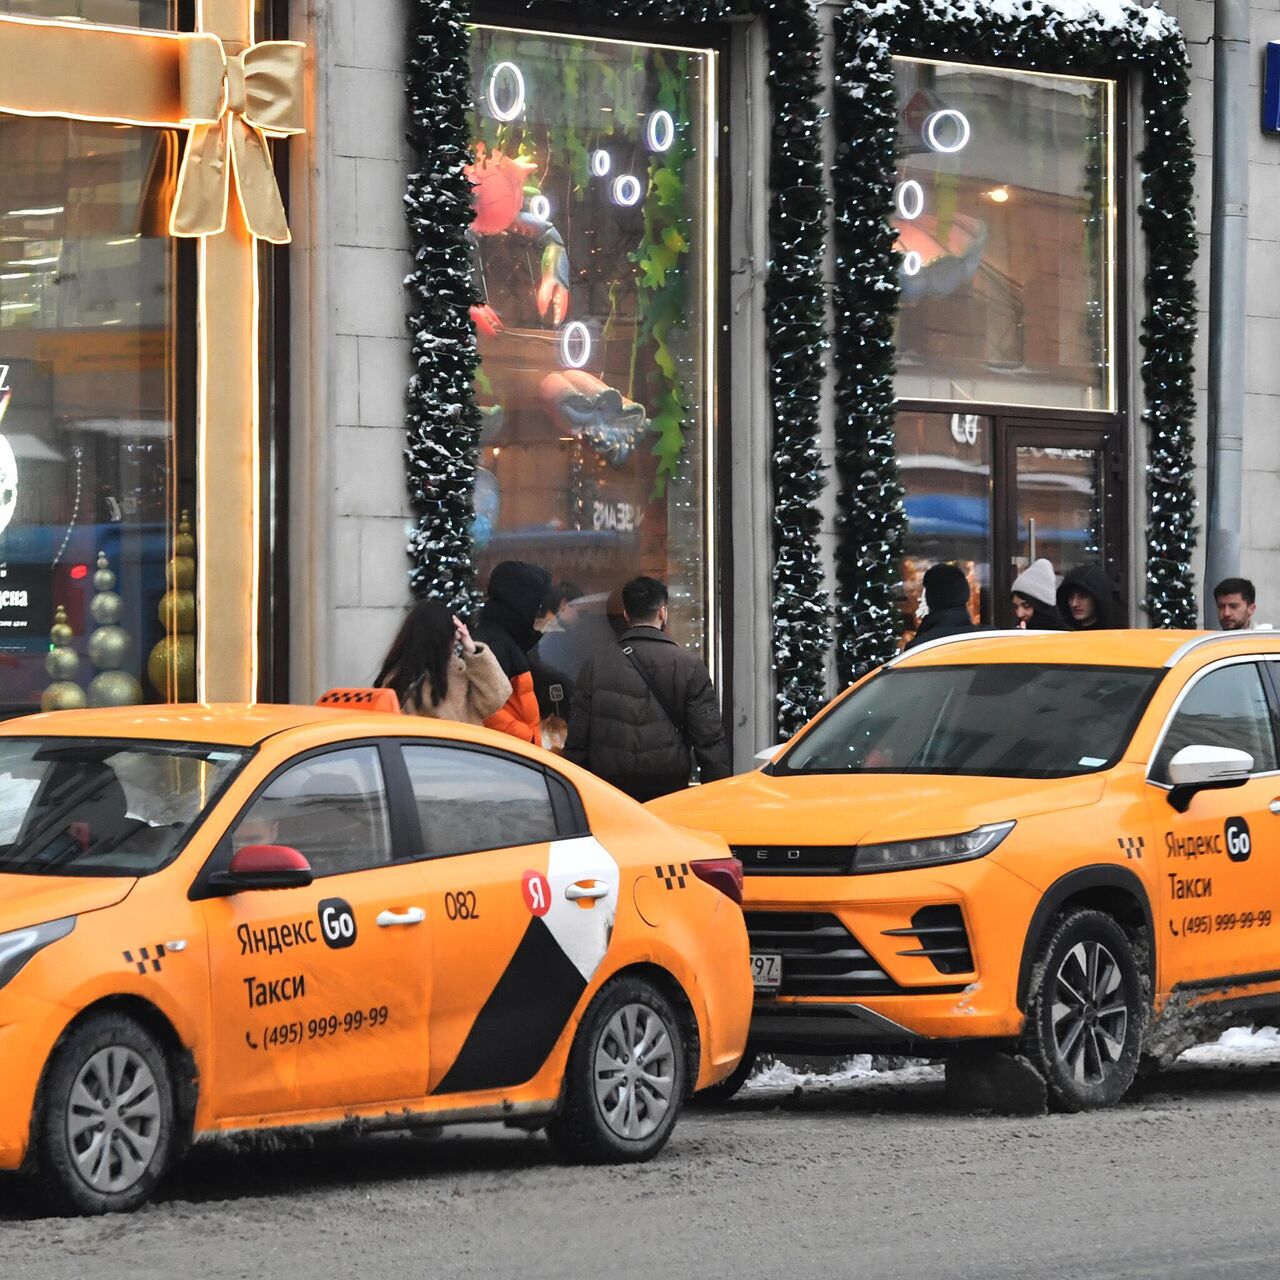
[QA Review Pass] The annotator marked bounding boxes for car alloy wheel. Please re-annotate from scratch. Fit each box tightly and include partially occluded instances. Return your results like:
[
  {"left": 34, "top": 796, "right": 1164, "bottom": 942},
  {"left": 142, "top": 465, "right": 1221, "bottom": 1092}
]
[
  {"left": 1050, "top": 940, "right": 1129, "bottom": 1087},
  {"left": 66, "top": 1046, "right": 163, "bottom": 1194},
  {"left": 1021, "top": 908, "right": 1144, "bottom": 1111},
  {"left": 593, "top": 1002, "right": 677, "bottom": 1141}
]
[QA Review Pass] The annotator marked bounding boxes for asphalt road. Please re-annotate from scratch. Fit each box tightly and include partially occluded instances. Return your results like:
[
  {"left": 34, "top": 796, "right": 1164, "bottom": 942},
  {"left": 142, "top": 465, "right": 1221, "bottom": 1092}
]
[{"left": 6, "top": 1048, "right": 1280, "bottom": 1280}]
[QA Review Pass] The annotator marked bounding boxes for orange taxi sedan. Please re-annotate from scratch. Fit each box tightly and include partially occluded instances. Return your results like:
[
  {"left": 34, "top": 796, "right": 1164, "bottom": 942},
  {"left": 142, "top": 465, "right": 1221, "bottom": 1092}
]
[
  {"left": 652, "top": 629, "right": 1280, "bottom": 1111},
  {"left": 0, "top": 702, "right": 749, "bottom": 1214}
]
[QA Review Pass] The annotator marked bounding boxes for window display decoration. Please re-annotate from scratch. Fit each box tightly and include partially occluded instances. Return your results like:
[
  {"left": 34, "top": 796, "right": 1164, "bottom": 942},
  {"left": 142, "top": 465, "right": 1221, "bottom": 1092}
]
[
  {"left": 405, "top": 0, "right": 833, "bottom": 735},
  {"left": 832, "top": 0, "right": 1198, "bottom": 678}
]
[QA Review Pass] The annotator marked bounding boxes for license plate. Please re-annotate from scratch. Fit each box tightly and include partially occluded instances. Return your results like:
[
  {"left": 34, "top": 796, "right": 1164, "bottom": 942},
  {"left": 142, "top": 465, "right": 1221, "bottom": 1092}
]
[{"left": 750, "top": 953, "right": 782, "bottom": 991}]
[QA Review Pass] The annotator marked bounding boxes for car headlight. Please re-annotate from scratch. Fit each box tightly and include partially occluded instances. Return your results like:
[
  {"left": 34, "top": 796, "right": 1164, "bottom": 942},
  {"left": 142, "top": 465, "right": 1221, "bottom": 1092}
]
[
  {"left": 854, "top": 821, "right": 1015, "bottom": 873},
  {"left": 0, "top": 917, "right": 76, "bottom": 991}
]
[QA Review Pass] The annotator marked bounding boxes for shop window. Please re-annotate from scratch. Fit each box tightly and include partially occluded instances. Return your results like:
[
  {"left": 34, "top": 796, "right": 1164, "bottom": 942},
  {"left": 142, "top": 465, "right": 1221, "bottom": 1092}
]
[
  {"left": 897, "top": 410, "right": 992, "bottom": 638},
  {"left": 0, "top": 116, "right": 192, "bottom": 712},
  {"left": 467, "top": 26, "right": 717, "bottom": 674},
  {"left": 892, "top": 58, "right": 1116, "bottom": 412},
  {"left": 0, "top": 1, "right": 177, "bottom": 24}
]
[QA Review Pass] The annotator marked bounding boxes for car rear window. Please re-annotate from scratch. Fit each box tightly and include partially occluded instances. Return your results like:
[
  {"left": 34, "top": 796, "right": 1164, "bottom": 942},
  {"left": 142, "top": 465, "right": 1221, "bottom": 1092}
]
[
  {"left": 775, "top": 664, "right": 1162, "bottom": 779},
  {"left": 0, "top": 737, "right": 249, "bottom": 877}
]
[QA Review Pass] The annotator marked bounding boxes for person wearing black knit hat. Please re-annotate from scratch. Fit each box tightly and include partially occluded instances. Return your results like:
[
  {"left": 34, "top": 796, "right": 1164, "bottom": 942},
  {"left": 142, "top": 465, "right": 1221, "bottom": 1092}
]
[{"left": 906, "top": 562, "right": 979, "bottom": 650}]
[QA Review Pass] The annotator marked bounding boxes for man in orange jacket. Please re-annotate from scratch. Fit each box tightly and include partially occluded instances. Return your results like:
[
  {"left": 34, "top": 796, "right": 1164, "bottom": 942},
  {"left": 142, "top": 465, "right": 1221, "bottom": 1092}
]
[{"left": 472, "top": 560, "right": 551, "bottom": 744}]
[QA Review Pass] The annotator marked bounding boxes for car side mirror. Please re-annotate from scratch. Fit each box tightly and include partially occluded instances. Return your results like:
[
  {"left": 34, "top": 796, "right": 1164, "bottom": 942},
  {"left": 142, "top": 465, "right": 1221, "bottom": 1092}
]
[
  {"left": 1165, "top": 745, "right": 1253, "bottom": 813},
  {"left": 208, "top": 844, "right": 314, "bottom": 894}
]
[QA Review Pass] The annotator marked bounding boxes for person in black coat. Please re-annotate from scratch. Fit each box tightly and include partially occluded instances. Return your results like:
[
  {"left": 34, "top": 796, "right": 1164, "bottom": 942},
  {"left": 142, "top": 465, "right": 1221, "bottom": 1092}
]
[
  {"left": 906, "top": 562, "right": 979, "bottom": 650},
  {"left": 1057, "top": 563, "right": 1116, "bottom": 631},
  {"left": 564, "top": 576, "right": 730, "bottom": 802}
]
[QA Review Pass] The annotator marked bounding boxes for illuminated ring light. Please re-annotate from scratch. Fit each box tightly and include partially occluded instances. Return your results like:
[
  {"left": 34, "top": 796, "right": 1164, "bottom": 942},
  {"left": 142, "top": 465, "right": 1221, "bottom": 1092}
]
[
  {"left": 486, "top": 62, "right": 526, "bottom": 123},
  {"left": 611, "top": 174, "right": 643, "bottom": 207},
  {"left": 894, "top": 179, "right": 924, "bottom": 221},
  {"left": 902, "top": 250, "right": 923, "bottom": 277},
  {"left": 645, "top": 109, "right": 675, "bottom": 152},
  {"left": 559, "top": 321, "right": 592, "bottom": 369},
  {"left": 528, "top": 194, "right": 551, "bottom": 221},
  {"left": 590, "top": 149, "right": 612, "bottom": 177},
  {"left": 923, "top": 109, "right": 971, "bottom": 154}
]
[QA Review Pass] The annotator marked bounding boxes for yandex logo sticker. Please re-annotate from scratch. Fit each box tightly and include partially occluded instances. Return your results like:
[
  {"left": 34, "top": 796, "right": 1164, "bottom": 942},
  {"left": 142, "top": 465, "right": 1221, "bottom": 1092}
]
[{"left": 522, "top": 869, "right": 551, "bottom": 917}]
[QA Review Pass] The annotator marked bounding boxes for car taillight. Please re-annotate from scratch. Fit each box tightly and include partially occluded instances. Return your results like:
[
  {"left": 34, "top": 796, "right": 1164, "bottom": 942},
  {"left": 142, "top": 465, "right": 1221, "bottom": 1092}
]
[{"left": 691, "top": 857, "right": 743, "bottom": 905}]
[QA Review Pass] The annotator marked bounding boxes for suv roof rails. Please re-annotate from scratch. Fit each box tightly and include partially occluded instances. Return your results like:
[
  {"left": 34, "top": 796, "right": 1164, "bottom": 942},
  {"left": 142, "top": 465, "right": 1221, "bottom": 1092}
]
[
  {"left": 1163, "top": 630, "right": 1278, "bottom": 668},
  {"left": 885, "top": 628, "right": 1037, "bottom": 668}
]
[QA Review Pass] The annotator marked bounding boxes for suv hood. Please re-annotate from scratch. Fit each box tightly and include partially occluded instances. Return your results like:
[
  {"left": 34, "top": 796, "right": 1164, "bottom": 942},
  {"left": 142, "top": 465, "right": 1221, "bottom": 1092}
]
[
  {"left": 0, "top": 874, "right": 136, "bottom": 936},
  {"left": 647, "top": 769, "right": 1106, "bottom": 847}
]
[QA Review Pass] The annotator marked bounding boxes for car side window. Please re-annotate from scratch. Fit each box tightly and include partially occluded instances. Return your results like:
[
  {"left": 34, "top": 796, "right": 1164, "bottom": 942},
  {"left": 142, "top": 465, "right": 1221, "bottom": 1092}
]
[
  {"left": 230, "top": 746, "right": 393, "bottom": 877},
  {"left": 1152, "top": 663, "right": 1279, "bottom": 783},
  {"left": 401, "top": 745, "right": 558, "bottom": 857}
]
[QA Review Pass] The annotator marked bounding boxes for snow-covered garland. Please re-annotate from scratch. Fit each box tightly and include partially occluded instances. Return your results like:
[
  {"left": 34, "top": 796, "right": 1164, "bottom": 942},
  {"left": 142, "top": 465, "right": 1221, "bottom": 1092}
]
[
  {"left": 832, "top": 0, "right": 1198, "bottom": 679},
  {"left": 404, "top": 0, "right": 832, "bottom": 735}
]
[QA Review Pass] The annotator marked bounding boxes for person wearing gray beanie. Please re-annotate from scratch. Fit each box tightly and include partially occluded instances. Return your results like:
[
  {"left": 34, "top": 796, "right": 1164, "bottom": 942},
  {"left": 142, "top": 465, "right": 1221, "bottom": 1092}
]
[{"left": 1010, "top": 558, "right": 1066, "bottom": 630}]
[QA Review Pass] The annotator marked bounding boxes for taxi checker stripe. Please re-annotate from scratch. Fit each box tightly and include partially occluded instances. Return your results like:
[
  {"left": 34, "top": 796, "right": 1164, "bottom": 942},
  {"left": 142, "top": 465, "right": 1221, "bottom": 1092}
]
[
  {"left": 1116, "top": 836, "right": 1145, "bottom": 861},
  {"left": 656, "top": 863, "right": 690, "bottom": 890},
  {"left": 122, "top": 944, "right": 167, "bottom": 975}
]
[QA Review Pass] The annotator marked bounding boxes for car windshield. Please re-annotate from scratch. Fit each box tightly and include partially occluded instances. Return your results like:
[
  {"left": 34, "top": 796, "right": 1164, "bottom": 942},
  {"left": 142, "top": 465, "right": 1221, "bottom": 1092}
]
[
  {"left": 776, "top": 664, "right": 1162, "bottom": 779},
  {"left": 0, "top": 738, "right": 250, "bottom": 877}
]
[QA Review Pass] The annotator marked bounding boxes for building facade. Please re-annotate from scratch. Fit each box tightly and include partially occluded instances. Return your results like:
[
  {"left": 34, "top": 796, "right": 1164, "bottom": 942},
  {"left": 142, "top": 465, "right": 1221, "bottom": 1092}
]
[{"left": 0, "top": 0, "right": 1275, "bottom": 765}]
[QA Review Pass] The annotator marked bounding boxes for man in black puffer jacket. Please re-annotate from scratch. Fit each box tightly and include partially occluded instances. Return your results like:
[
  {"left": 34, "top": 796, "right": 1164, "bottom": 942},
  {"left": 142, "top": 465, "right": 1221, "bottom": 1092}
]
[{"left": 564, "top": 576, "right": 731, "bottom": 802}]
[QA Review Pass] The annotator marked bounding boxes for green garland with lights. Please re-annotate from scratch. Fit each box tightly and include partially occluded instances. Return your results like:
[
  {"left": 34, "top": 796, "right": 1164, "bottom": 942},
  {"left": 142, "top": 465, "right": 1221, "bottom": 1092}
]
[
  {"left": 832, "top": 0, "right": 1198, "bottom": 678},
  {"left": 405, "top": 0, "right": 832, "bottom": 735}
]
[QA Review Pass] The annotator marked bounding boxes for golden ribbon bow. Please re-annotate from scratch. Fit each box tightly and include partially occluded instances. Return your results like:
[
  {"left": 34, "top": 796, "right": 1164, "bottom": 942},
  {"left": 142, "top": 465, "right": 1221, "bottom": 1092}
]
[{"left": 171, "top": 34, "right": 305, "bottom": 244}]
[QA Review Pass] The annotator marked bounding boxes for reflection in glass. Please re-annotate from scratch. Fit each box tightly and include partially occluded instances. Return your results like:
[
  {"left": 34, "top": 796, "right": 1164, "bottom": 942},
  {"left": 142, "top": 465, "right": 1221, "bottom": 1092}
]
[
  {"left": 1012, "top": 444, "right": 1103, "bottom": 592},
  {"left": 896, "top": 410, "right": 992, "bottom": 640},
  {"left": 0, "top": 117, "right": 188, "bottom": 711},
  {"left": 893, "top": 58, "right": 1115, "bottom": 411},
  {"left": 0, "top": 0, "right": 177, "bottom": 24},
  {"left": 467, "top": 26, "right": 716, "bottom": 675}
]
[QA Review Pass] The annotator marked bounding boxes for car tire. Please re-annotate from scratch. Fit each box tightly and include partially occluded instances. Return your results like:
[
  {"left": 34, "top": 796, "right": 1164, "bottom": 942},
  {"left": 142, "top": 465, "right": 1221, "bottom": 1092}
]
[
  {"left": 32, "top": 1013, "right": 177, "bottom": 1215},
  {"left": 689, "top": 1051, "right": 757, "bottom": 1106},
  {"left": 547, "top": 976, "right": 687, "bottom": 1165},
  {"left": 1020, "top": 909, "right": 1145, "bottom": 1112}
]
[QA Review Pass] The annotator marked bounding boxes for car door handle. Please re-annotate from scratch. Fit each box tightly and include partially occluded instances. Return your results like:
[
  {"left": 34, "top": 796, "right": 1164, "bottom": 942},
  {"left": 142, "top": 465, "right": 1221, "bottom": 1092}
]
[
  {"left": 376, "top": 907, "right": 425, "bottom": 927},
  {"left": 1270, "top": 800, "right": 1280, "bottom": 815},
  {"left": 565, "top": 881, "right": 609, "bottom": 901}
]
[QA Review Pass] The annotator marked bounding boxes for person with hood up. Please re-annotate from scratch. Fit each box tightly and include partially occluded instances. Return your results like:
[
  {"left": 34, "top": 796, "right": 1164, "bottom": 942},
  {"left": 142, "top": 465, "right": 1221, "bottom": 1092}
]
[
  {"left": 906, "top": 562, "right": 979, "bottom": 649},
  {"left": 472, "top": 560, "right": 551, "bottom": 743},
  {"left": 1010, "top": 558, "right": 1067, "bottom": 630},
  {"left": 1057, "top": 563, "right": 1115, "bottom": 631}
]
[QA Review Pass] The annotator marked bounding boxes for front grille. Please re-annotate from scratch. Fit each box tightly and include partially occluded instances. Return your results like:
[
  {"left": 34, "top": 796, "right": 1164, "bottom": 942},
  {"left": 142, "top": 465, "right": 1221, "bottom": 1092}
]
[
  {"left": 745, "top": 910, "right": 899, "bottom": 995},
  {"left": 882, "top": 905, "right": 974, "bottom": 976},
  {"left": 732, "top": 844, "right": 855, "bottom": 876}
]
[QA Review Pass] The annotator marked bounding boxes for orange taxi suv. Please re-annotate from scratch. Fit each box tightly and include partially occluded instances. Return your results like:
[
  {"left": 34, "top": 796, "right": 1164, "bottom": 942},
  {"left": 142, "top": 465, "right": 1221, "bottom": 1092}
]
[
  {"left": 651, "top": 629, "right": 1280, "bottom": 1111},
  {"left": 0, "top": 698, "right": 749, "bottom": 1213}
]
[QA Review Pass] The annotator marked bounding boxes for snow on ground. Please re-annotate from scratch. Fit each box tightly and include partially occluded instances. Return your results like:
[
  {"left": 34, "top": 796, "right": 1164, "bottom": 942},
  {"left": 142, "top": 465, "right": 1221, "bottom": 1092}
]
[
  {"left": 739, "top": 1027, "right": 1280, "bottom": 1094},
  {"left": 1181, "top": 1025, "right": 1280, "bottom": 1067},
  {"left": 743, "top": 1054, "right": 942, "bottom": 1094}
]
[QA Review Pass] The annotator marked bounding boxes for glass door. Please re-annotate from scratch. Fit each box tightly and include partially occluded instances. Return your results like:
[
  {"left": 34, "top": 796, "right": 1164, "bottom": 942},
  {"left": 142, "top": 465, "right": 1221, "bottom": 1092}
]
[{"left": 996, "top": 423, "right": 1124, "bottom": 629}]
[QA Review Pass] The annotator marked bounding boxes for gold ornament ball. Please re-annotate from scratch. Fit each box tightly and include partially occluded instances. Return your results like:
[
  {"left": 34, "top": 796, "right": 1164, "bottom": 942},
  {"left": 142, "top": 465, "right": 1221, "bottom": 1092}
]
[
  {"left": 93, "top": 552, "right": 116, "bottom": 593},
  {"left": 41, "top": 682, "right": 87, "bottom": 711},
  {"left": 167, "top": 556, "right": 196, "bottom": 590},
  {"left": 156, "top": 589, "right": 196, "bottom": 634},
  {"left": 147, "top": 634, "right": 196, "bottom": 701},
  {"left": 175, "top": 511, "right": 196, "bottom": 559},
  {"left": 90, "top": 590, "right": 123, "bottom": 626},
  {"left": 88, "top": 624, "right": 130, "bottom": 670},
  {"left": 87, "top": 669, "right": 144, "bottom": 707},
  {"left": 45, "top": 645, "right": 81, "bottom": 682},
  {"left": 50, "top": 603, "right": 73, "bottom": 647}
]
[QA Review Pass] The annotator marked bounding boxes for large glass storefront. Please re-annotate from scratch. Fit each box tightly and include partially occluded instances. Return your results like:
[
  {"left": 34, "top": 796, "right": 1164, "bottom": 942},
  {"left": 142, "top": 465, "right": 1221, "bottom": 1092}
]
[
  {"left": 468, "top": 25, "right": 718, "bottom": 673},
  {"left": 0, "top": 117, "right": 192, "bottom": 713},
  {"left": 892, "top": 57, "right": 1122, "bottom": 633}
]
